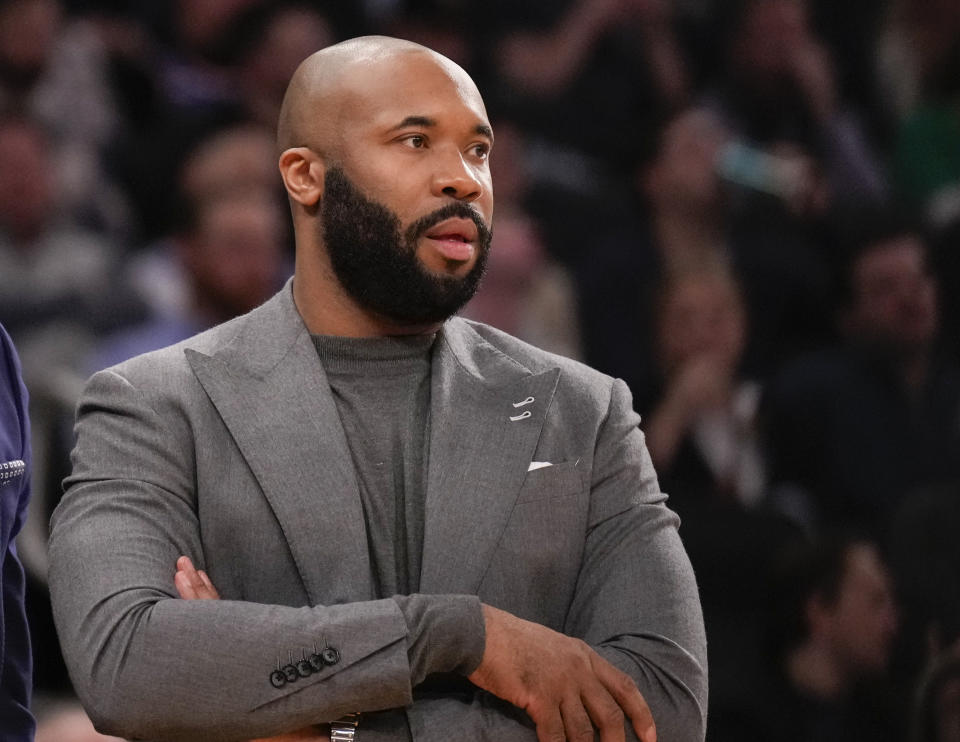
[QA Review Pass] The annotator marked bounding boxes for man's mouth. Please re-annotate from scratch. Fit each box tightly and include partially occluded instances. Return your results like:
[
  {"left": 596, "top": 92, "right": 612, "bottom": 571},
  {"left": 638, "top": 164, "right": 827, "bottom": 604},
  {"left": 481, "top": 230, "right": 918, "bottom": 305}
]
[{"left": 423, "top": 218, "right": 478, "bottom": 262}]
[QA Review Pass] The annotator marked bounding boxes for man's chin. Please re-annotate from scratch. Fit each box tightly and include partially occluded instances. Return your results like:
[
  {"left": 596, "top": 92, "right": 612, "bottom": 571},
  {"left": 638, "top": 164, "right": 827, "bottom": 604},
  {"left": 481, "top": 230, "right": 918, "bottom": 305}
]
[{"left": 416, "top": 244, "right": 478, "bottom": 279}]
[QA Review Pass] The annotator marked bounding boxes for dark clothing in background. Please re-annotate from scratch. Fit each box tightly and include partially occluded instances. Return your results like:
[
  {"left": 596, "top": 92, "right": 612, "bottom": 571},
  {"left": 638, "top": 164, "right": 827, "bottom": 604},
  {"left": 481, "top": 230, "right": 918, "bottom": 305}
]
[
  {"left": 752, "top": 671, "right": 900, "bottom": 742},
  {"left": 762, "top": 344, "right": 960, "bottom": 535}
]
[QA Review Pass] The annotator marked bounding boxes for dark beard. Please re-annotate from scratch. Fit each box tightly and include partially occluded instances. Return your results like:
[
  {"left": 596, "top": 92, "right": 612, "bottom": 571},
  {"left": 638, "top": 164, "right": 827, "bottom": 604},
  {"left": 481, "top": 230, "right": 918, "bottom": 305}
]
[{"left": 319, "top": 166, "right": 492, "bottom": 326}]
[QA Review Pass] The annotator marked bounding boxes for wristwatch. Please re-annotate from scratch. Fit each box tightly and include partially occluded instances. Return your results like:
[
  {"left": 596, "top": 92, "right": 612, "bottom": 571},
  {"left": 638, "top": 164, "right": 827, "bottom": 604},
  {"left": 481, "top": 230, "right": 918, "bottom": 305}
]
[{"left": 329, "top": 713, "right": 360, "bottom": 741}]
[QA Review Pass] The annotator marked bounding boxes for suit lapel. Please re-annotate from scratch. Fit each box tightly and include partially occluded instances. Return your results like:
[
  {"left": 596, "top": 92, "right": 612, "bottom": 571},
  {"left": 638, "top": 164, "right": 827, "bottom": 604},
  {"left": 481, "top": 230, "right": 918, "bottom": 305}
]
[
  {"left": 185, "top": 286, "right": 373, "bottom": 606},
  {"left": 420, "top": 321, "right": 560, "bottom": 594}
]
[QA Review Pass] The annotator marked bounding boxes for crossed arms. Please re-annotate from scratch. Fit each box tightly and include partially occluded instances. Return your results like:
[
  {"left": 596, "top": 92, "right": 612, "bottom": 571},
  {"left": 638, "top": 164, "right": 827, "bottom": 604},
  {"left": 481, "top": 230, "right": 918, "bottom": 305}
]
[{"left": 48, "top": 366, "right": 707, "bottom": 741}]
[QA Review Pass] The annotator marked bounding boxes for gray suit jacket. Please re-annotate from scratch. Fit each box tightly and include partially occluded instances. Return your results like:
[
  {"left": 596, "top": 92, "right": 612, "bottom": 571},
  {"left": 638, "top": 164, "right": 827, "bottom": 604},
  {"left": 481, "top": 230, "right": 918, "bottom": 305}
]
[{"left": 49, "top": 282, "right": 707, "bottom": 741}]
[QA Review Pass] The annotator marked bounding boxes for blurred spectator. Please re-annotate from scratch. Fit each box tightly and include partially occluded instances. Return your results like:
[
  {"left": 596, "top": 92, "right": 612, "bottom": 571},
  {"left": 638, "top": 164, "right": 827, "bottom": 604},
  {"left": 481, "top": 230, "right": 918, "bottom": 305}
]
[
  {"left": 152, "top": 0, "right": 259, "bottom": 112},
  {"left": 703, "top": 0, "right": 888, "bottom": 208},
  {"left": 0, "top": 114, "right": 142, "bottom": 371},
  {"left": 758, "top": 534, "right": 901, "bottom": 742},
  {"left": 485, "top": 0, "right": 689, "bottom": 181},
  {"left": 577, "top": 108, "right": 833, "bottom": 397},
  {"left": 114, "top": 1, "right": 335, "bottom": 242},
  {"left": 124, "top": 121, "right": 283, "bottom": 320},
  {"left": 90, "top": 188, "right": 288, "bottom": 371},
  {"left": 913, "top": 649, "right": 960, "bottom": 742},
  {"left": 884, "top": 0, "right": 960, "bottom": 229},
  {"left": 762, "top": 212, "right": 960, "bottom": 534},
  {"left": 642, "top": 266, "right": 763, "bottom": 509},
  {"left": 0, "top": 0, "right": 131, "bottom": 240},
  {"left": 460, "top": 121, "right": 581, "bottom": 359},
  {"left": 225, "top": 2, "right": 336, "bottom": 130}
]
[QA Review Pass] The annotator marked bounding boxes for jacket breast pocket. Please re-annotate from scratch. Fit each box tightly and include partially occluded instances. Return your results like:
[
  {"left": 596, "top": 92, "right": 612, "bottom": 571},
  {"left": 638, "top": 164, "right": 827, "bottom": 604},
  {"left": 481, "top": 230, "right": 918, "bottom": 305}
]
[{"left": 515, "top": 460, "right": 585, "bottom": 504}]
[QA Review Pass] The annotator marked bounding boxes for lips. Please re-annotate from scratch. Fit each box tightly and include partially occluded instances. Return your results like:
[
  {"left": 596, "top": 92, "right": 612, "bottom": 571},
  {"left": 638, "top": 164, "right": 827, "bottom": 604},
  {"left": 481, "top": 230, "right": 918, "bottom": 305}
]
[{"left": 423, "top": 217, "right": 478, "bottom": 262}]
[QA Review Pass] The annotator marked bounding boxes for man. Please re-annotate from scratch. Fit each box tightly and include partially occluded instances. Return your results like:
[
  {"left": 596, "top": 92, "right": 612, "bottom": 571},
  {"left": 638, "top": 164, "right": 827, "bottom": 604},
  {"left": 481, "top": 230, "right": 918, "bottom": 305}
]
[
  {"left": 0, "top": 322, "right": 35, "bottom": 739},
  {"left": 90, "top": 187, "right": 287, "bottom": 372},
  {"left": 758, "top": 535, "right": 900, "bottom": 742},
  {"left": 49, "top": 37, "right": 707, "bottom": 741},
  {"left": 762, "top": 212, "right": 960, "bottom": 534}
]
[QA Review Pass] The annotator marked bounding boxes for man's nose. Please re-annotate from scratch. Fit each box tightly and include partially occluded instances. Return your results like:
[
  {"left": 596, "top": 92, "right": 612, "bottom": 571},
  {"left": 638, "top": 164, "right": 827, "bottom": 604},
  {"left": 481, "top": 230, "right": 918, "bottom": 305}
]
[{"left": 431, "top": 149, "right": 484, "bottom": 202}]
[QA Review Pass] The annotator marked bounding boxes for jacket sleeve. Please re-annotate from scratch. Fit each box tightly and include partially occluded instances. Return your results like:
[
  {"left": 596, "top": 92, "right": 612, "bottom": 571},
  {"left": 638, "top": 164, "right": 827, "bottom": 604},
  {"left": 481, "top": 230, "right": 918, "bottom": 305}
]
[
  {"left": 565, "top": 378, "right": 708, "bottom": 741},
  {"left": 49, "top": 368, "right": 418, "bottom": 742},
  {"left": 405, "top": 377, "right": 707, "bottom": 742},
  {"left": 0, "top": 326, "right": 35, "bottom": 740}
]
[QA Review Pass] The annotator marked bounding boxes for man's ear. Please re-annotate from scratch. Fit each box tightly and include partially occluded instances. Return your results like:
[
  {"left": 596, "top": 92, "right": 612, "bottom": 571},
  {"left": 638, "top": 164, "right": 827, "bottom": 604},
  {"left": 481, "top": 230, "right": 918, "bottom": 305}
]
[{"left": 279, "top": 147, "right": 325, "bottom": 207}]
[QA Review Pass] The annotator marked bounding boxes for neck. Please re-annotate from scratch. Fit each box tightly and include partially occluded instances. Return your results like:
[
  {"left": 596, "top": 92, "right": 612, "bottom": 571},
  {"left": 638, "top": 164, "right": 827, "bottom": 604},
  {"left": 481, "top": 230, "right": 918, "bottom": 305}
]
[{"left": 785, "top": 641, "right": 849, "bottom": 700}]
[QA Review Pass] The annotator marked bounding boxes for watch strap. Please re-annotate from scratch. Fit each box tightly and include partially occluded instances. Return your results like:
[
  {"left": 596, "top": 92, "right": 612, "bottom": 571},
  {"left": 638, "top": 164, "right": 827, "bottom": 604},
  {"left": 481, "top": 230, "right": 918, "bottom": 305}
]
[{"left": 330, "top": 713, "right": 360, "bottom": 741}]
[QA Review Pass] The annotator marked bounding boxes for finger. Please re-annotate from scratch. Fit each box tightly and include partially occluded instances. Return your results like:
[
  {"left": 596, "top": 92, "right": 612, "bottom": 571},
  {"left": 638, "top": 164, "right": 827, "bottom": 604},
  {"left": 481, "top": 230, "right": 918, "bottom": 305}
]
[
  {"left": 561, "top": 694, "right": 597, "bottom": 742},
  {"left": 174, "top": 569, "right": 198, "bottom": 600},
  {"left": 595, "top": 662, "right": 655, "bottom": 742},
  {"left": 579, "top": 682, "right": 625, "bottom": 742},
  {"left": 198, "top": 570, "right": 221, "bottom": 599},
  {"left": 531, "top": 703, "right": 565, "bottom": 742},
  {"left": 175, "top": 555, "right": 213, "bottom": 599}
]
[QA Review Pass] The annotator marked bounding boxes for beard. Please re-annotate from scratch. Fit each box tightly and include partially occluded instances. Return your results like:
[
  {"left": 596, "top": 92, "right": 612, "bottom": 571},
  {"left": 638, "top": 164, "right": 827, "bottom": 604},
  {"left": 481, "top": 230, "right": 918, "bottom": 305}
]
[{"left": 319, "top": 165, "right": 492, "bottom": 326}]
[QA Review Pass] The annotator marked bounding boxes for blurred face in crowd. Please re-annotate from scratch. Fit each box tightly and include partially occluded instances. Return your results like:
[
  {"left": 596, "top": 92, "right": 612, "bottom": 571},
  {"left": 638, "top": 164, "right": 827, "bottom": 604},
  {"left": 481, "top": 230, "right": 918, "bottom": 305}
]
[
  {"left": 657, "top": 271, "right": 747, "bottom": 375},
  {"left": 846, "top": 236, "right": 938, "bottom": 357},
  {"left": 815, "top": 543, "right": 898, "bottom": 678},
  {"left": 644, "top": 110, "right": 727, "bottom": 214},
  {"left": 0, "top": 119, "right": 54, "bottom": 242},
  {"left": 181, "top": 126, "right": 278, "bottom": 202},
  {"left": 242, "top": 6, "right": 334, "bottom": 121},
  {"left": 180, "top": 193, "right": 284, "bottom": 321},
  {"left": 0, "top": 0, "right": 61, "bottom": 87},
  {"left": 734, "top": 0, "right": 809, "bottom": 82},
  {"left": 176, "top": 0, "right": 256, "bottom": 53}
]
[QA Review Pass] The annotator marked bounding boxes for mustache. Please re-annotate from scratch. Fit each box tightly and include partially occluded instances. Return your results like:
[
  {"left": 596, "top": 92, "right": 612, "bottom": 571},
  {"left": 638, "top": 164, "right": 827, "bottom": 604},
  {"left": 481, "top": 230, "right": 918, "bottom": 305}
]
[{"left": 404, "top": 202, "right": 492, "bottom": 245}]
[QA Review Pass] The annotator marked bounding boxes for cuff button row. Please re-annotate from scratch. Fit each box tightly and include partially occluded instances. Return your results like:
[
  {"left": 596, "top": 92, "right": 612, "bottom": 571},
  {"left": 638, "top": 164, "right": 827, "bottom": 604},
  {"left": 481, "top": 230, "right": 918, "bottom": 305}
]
[{"left": 269, "top": 646, "right": 341, "bottom": 688}]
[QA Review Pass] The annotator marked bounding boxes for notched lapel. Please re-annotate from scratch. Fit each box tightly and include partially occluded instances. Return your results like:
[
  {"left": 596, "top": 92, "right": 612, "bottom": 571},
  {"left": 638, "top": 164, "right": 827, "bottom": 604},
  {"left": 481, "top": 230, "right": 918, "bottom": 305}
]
[
  {"left": 184, "top": 303, "right": 372, "bottom": 607},
  {"left": 420, "top": 323, "right": 561, "bottom": 594}
]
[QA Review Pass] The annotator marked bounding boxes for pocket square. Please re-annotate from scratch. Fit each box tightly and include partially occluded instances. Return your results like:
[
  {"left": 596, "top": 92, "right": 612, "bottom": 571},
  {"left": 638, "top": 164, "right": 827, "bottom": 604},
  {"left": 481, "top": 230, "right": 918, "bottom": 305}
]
[
  {"left": 0, "top": 459, "right": 26, "bottom": 486},
  {"left": 527, "top": 461, "right": 553, "bottom": 472}
]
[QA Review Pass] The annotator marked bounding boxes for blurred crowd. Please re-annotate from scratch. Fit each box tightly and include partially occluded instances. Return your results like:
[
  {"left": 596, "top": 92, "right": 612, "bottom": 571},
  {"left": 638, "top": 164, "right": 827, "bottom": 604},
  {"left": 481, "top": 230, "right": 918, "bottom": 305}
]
[{"left": 2, "top": 0, "right": 960, "bottom": 740}]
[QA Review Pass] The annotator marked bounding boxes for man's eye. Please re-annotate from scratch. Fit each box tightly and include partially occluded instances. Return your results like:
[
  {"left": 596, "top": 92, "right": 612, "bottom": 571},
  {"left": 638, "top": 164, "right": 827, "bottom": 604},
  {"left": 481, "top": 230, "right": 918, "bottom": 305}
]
[
  {"left": 470, "top": 143, "right": 490, "bottom": 160},
  {"left": 404, "top": 135, "right": 427, "bottom": 149}
]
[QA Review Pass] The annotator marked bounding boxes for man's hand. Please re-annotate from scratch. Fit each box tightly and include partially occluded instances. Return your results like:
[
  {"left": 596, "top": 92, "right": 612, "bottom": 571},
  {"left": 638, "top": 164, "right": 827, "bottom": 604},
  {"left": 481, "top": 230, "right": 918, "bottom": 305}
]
[
  {"left": 174, "top": 556, "right": 220, "bottom": 600},
  {"left": 174, "top": 557, "right": 330, "bottom": 742},
  {"left": 468, "top": 604, "right": 656, "bottom": 742}
]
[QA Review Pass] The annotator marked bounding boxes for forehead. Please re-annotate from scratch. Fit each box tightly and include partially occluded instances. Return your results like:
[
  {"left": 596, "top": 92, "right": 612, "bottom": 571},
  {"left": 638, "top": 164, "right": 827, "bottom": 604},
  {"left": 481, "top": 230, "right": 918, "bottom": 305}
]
[{"left": 336, "top": 50, "right": 489, "bottom": 134}]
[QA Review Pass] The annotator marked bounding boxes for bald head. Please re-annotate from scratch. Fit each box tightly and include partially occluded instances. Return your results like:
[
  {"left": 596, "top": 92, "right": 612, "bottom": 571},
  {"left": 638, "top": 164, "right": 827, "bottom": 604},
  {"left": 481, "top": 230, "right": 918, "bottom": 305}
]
[{"left": 277, "top": 36, "right": 480, "bottom": 157}]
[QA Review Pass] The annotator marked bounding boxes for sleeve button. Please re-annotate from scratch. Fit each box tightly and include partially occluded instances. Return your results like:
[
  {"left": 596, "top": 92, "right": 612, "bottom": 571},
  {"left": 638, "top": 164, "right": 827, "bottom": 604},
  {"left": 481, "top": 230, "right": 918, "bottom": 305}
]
[
  {"left": 320, "top": 647, "right": 341, "bottom": 666},
  {"left": 283, "top": 664, "right": 299, "bottom": 682},
  {"left": 270, "top": 670, "right": 287, "bottom": 688}
]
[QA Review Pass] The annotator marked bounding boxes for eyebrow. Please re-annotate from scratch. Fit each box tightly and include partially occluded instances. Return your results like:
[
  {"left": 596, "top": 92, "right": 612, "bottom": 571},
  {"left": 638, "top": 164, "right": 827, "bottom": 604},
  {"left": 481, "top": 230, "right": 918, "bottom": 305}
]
[{"left": 391, "top": 115, "right": 494, "bottom": 142}]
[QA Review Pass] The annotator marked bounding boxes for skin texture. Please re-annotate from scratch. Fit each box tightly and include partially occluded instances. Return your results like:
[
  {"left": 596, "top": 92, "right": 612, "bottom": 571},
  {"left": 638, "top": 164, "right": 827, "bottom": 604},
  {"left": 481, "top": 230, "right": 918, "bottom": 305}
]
[{"left": 177, "top": 36, "right": 658, "bottom": 742}]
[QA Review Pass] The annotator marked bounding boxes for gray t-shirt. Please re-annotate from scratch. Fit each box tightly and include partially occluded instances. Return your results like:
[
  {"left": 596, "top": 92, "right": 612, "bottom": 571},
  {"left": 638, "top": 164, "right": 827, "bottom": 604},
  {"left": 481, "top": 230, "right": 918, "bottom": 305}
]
[
  {"left": 312, "top": 333, "right": 484, "bottom": 734},
  {"left": 313, "top": 332, "right": 433, "bottom": 596}
]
